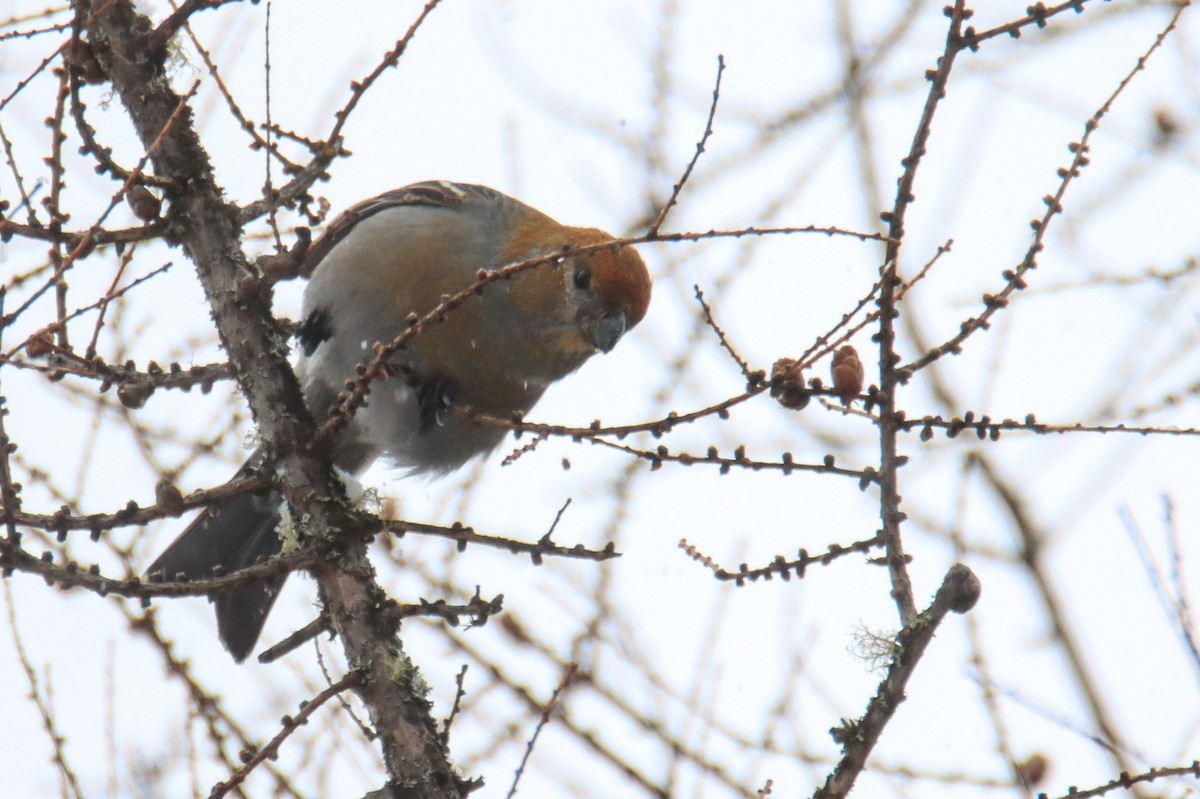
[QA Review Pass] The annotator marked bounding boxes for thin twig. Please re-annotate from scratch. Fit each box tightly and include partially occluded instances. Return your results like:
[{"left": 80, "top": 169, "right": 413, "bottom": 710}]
[
  {"left": 813, "top": 565, "right": 981, "bottom": 798},
  {"left": 207, "top": 673, "right": 362, "bottom": 798},
  {"left": 648, "top": 54, "right": 724, "bottom": 236},
  {"left": 507, "top": 663, "right": 578, "bottom": 799}
]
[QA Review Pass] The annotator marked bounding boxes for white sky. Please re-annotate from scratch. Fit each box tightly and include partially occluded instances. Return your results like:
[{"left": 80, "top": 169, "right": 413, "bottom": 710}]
[{"left": 2, "top": 1, "right": 1200, "bottom": 797}]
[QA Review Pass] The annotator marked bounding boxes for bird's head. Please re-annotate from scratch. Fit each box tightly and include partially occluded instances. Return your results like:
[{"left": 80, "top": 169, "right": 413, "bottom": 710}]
[{"left": 496, "top": 226, "right": 651, "bottom": 383}]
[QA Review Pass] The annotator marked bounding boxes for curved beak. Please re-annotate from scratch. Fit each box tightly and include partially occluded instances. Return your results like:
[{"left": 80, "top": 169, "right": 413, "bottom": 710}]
[{"left": 589, "top": 309, "right": 628, "bottom": 353}]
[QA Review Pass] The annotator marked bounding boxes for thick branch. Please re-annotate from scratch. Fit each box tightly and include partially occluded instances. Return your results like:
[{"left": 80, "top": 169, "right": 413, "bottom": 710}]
[
  {"left": 814, "top": 564, "right": 981, "bottom": 798},
  {"left": 77, "top": 1, "right": 469, "bottom": 794}
]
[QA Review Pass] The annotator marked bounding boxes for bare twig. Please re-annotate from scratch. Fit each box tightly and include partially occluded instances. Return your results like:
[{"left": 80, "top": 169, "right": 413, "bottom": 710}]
[
  {"left": 647, "top": 54, "right": 724, "bottom": 236},
  {"left": 208, "top": 672, "right": 362, "bottom": 798},
  {"left": 813, "top": 564, "right": 981, "bottom": 798},
  {"left": 507, "top": 663, "right": 578, "bottom": 799}
]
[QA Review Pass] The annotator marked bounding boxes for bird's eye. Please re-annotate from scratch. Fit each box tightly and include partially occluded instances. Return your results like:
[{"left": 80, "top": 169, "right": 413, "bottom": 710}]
[{"left": 573, "top": 267, "right": 592, "bottom": 291}]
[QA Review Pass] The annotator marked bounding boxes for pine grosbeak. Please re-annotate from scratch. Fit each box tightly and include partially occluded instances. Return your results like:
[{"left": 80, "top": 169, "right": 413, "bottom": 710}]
[{"left": 147, "top": 181, "right": 651, "bottom": 661}]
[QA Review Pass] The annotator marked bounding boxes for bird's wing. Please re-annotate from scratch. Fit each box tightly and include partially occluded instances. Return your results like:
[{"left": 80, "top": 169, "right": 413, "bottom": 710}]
[{"left": 301, "top": 181, "right": 516, "bottom": 277}]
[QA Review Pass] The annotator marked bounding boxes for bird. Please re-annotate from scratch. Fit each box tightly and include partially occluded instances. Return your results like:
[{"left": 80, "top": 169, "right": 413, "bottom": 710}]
[{"left": 146, "top": 180, "right": 651, "bottom": 662}]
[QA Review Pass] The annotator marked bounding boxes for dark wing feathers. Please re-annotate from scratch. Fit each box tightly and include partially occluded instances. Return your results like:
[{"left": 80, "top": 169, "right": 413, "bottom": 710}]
[{"left": 301, "top": 181, "right": 517, "bottom": 277}]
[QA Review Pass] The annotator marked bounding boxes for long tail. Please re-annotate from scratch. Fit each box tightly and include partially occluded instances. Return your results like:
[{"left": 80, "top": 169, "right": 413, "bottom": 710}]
[{"left": 147, "top": 487, "right": 287, "bottom": 662}]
